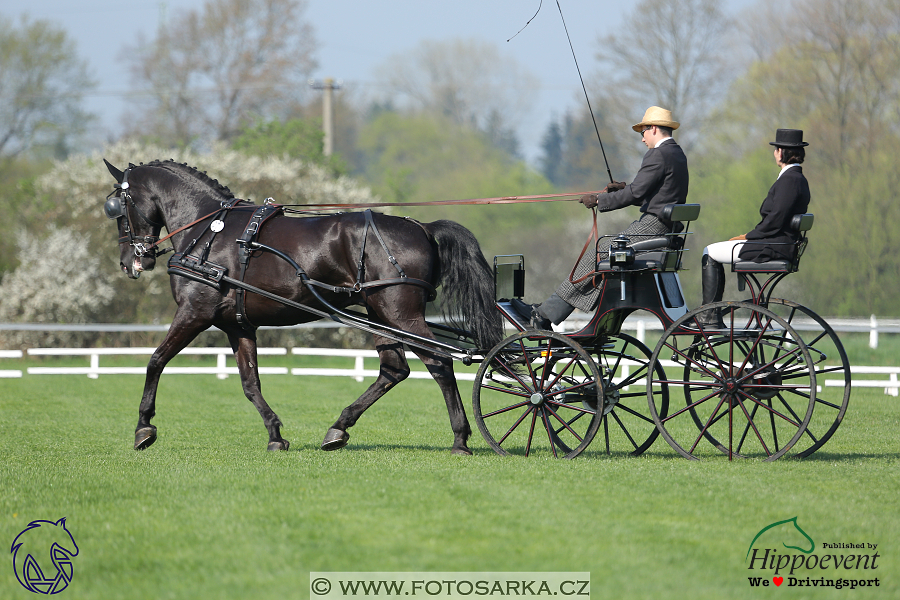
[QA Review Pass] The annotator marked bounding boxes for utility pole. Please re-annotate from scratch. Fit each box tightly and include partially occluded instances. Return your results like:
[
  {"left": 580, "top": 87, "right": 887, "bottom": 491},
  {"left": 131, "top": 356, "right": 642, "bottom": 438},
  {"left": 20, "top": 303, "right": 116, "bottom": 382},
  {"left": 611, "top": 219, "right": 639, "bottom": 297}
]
[{"left": 308, "top": 78, "right": 342, "bottom": 157}]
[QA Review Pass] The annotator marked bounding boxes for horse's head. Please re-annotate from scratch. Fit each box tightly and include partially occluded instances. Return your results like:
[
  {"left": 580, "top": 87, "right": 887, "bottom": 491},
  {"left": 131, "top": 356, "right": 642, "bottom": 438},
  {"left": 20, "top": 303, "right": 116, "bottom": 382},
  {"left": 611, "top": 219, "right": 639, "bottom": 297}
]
[{"left": 103, "top": 159, "right": 165, "bottom": 278}]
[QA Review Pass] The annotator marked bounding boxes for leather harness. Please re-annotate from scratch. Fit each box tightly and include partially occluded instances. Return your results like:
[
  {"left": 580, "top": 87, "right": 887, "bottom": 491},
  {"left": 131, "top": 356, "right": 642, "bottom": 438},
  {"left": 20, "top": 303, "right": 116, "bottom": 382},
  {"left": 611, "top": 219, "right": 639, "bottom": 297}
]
[{"left": 167, "top": 206, "right": 437, "bottom": 330}]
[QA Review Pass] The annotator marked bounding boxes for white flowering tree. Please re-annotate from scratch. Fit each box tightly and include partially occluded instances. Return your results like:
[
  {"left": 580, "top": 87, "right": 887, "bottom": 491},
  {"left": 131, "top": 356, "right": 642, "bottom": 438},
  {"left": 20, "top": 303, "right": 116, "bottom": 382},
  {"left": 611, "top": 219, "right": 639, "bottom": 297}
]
[{"left": 0, "top": 139, "right": 378, "bottom": 347}]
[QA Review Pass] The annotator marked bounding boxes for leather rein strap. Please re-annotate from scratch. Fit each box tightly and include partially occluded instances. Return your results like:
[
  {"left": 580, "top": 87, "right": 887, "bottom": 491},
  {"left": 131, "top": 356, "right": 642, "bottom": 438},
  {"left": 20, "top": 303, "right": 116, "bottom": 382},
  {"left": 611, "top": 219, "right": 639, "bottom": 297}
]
[
  {"left": 274, "top": 190, "right": 595, "bottom": 211},
  {"left": 568, "top": 208, "right": 601, "bottom": 285}
]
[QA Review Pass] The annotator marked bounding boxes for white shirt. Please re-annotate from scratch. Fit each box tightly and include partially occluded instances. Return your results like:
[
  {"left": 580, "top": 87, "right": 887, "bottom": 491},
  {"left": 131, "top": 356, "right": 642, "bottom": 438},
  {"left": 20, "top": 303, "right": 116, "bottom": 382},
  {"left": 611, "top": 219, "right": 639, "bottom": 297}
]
[
  {"left": 777, "top": 163, "right": 800, "bottom": 180},
  {"left": 654, "top": 137, "right": 673, "bottom": 149}
]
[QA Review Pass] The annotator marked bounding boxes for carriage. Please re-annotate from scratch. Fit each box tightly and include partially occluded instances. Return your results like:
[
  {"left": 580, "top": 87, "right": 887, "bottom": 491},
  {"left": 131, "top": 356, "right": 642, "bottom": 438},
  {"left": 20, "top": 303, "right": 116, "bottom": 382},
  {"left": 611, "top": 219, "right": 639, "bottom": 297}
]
[
  {"left": 103, "top": 160, "right": 849, "bottom": 461},
  {"left": 476, "top": 204, "right": 850, "bottom": 460}
]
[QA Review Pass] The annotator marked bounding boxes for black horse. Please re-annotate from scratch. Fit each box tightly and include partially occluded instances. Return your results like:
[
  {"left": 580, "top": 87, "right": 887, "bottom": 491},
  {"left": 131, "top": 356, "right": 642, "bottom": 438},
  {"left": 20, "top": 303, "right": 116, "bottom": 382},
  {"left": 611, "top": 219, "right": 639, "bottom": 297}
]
[{"left": 103, "top": 159, "right": 502, "bottom": 454}]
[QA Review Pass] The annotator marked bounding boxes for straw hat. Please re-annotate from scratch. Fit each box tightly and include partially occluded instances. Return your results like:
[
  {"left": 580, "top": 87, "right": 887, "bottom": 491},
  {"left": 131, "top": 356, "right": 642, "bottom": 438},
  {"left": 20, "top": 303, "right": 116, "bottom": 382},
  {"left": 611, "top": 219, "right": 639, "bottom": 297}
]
[{"left": 632, "top": 106, "right": 680, "bottom": 132}]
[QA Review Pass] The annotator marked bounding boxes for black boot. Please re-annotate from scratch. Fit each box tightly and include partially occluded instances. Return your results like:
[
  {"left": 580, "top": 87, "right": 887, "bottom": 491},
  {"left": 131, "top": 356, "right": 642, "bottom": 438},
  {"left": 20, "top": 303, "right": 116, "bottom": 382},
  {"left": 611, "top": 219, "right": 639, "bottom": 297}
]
[
  {"left": 510, "top": 298, "right": 552, "bottom": 330},
  {"left": 696, "top": 255, "right": 726, "bottom": 328}
]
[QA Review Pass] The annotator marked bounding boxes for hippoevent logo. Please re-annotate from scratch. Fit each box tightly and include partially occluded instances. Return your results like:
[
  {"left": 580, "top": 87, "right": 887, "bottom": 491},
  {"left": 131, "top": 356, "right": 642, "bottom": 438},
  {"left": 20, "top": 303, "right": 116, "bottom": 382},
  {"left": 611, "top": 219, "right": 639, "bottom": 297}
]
[
  {"left": 10, "top": 518, "right": 79, "bottom": 594},
  {"left": 745, "top": 517, "right": 881, "bottom": 590}
]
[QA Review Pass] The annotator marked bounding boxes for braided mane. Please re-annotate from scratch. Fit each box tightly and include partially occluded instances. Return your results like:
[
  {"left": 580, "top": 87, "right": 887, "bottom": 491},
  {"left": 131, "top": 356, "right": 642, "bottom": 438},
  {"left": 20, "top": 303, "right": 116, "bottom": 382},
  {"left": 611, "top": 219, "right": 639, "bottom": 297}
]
[{"left": 139, "top": 159, "right": 236, "bottom": 200}]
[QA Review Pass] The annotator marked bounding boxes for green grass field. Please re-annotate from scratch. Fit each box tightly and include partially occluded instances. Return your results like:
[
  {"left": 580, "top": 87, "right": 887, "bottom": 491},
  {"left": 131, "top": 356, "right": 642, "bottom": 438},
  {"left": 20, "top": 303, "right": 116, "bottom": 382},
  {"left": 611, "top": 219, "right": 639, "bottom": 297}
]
[{"left": 1, "top": 346, "right": 898, "bottom": 599}]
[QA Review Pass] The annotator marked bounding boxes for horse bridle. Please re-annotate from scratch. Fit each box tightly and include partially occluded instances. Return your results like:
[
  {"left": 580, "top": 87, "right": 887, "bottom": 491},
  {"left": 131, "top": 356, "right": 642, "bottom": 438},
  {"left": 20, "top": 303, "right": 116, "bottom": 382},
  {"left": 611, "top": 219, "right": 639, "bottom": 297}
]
[{"left": 104, "top": 167, "right": 165, "bottom": 258}]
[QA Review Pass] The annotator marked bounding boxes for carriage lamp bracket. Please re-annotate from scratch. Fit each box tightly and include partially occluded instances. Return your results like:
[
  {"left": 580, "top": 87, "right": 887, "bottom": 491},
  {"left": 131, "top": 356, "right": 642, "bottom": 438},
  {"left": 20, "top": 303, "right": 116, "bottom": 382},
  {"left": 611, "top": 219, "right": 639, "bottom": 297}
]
[{"left": 608, "top": 235, "right": 635, "bottom": 301}]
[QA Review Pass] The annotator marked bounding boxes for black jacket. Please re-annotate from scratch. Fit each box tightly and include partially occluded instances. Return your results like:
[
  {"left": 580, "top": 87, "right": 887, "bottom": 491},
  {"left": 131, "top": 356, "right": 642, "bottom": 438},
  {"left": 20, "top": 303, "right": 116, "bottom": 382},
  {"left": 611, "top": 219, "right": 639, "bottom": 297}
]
[
  {"left": 739, "top": 166, "right": 810, "bottom": 262},
  {"left": 597, "top": 138, "right": 689, "bottom": 226}
]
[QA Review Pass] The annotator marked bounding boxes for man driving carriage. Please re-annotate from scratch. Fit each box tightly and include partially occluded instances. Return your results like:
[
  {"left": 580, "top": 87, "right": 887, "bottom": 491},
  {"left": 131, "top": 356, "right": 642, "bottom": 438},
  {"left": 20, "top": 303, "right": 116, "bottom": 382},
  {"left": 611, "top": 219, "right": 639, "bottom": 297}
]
[{"left": 516, "top": 106, "right": 689, "bottom": 329}]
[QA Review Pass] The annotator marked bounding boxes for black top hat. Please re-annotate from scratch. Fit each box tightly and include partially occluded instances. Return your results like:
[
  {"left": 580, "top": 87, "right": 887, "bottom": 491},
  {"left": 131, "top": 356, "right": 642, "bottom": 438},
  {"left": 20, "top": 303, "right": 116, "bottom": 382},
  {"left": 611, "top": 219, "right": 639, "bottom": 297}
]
[{"left": 769, "top": 129, "right": 808, "bottom": 147}]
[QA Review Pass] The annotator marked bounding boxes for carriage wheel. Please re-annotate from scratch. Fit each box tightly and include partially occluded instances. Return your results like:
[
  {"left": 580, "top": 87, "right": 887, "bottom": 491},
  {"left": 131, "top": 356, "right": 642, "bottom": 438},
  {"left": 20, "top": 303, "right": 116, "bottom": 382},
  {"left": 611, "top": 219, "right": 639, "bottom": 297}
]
[
  {"left": 472, "top": 331, "right": 603, "bottom": 458},
  {"left": 764, "top": 299, "right": 851, "bottom": 457},
  {"left": 584, "top": 333, "right": 668, "bottom": 456},
  {"left": 648, "top": 301, "right": 816, "bottom": 461}
]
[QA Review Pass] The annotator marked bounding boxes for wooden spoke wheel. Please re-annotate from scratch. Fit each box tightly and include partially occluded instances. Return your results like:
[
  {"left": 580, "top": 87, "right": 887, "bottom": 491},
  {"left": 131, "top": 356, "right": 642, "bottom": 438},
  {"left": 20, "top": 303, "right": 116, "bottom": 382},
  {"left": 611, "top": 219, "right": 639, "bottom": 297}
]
[
  {"left": 763, "top": 299, "right": 851, "bottom": 457},
  {"left": 472, "top": 331, "right": 603, "bottom": 458},
  {"left": 583, "top": 333, "right": 668, "bottom": 456},
  {"left": 647, "top": 302, "right": 816, "bottom": 461}
]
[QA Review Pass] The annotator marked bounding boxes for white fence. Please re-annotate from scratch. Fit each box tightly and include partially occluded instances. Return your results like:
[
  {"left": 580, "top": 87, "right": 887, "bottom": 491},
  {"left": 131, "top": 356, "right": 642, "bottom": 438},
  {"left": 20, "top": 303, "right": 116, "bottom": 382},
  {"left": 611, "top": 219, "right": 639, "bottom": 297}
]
[
  {"left": 0, "top": 350, "right": 23, "bottom": 378},
  {"left": 24, "top": 347, "right": 288, "bottom": 379},
  {"left": 3, "top": 346, "right": 898, "bottom": 395}
]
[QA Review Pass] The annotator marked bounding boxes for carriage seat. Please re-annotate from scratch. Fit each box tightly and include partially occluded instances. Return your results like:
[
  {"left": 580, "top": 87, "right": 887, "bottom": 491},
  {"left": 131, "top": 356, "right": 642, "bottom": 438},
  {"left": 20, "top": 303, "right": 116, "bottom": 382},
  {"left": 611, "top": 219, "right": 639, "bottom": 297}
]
[
  {"left": 595, "top": 203, "right": 701, "bottom": 272},
  {"left": 731, "top": 213, "right": 813, "bottom": 275}
]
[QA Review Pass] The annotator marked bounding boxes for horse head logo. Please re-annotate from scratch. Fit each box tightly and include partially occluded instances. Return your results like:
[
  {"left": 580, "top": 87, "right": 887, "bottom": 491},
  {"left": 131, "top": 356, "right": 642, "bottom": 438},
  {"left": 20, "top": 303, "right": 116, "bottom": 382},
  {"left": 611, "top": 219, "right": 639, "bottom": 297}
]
[
  {"left": 10, "top": 518, "right": 79, "bottom": 594},
  {"left": 746, "top": 516, "right": 814, "bottom": 561}
]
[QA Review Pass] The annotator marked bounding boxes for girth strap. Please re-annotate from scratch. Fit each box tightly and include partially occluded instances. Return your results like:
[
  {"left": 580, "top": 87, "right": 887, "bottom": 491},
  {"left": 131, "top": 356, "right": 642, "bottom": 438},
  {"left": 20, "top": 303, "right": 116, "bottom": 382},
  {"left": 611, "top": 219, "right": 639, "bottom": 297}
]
[{"left": 235, "top": 204, "right": 283, "bottom": 329}]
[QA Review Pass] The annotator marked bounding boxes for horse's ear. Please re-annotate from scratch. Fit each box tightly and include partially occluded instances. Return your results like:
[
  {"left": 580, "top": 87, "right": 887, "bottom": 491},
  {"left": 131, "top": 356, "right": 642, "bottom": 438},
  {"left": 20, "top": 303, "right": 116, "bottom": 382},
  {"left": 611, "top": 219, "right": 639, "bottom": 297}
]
[{"left": 104, "top": 159, "right": 124, "bottom": 184}]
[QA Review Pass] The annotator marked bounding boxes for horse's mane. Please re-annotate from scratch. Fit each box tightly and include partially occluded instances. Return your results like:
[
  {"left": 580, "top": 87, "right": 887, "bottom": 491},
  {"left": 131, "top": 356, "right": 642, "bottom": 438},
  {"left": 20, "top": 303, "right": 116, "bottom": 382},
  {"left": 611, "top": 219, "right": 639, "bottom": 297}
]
[{"left": 138, "top": 159, "right": 236, "bottom": 200}]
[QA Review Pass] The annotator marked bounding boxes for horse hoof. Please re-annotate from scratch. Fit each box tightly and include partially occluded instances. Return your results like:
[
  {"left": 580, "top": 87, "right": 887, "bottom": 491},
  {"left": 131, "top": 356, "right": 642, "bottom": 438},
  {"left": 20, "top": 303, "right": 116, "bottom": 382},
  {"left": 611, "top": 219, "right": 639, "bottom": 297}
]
[
  {"left": 451, "top": 446, "right": 473, "bottom": 456},
  {"left": 267, "top": 439, "right": 290, "bottom": 451},
  {"left": 321, "top": 428, "right": 350, "bottom": 451},
  {"left": 134, "top": 426, "right": 157, "bottom": 450}
]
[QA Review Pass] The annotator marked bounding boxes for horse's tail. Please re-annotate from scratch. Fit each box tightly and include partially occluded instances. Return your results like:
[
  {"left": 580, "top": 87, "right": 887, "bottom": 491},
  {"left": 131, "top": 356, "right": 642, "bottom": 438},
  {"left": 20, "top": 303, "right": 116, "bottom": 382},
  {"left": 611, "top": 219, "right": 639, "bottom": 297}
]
[{"left": 422, "top": 220, "right": 504, "bottom": 350}]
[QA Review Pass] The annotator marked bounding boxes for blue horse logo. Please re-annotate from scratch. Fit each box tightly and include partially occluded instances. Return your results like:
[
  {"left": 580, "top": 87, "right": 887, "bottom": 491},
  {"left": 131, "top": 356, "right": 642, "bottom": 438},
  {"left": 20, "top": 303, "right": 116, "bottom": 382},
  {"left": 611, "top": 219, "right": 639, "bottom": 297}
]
[{"left": 10, "top": 518, "right": 79, "bottom": 594}]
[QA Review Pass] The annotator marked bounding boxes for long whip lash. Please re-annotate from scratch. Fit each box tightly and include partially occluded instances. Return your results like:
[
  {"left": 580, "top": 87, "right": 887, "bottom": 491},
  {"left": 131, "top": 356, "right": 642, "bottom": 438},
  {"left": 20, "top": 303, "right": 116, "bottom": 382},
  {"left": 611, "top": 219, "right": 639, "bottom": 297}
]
[{"left": 507, "top": 0, "right": 543, "bottom": 42}]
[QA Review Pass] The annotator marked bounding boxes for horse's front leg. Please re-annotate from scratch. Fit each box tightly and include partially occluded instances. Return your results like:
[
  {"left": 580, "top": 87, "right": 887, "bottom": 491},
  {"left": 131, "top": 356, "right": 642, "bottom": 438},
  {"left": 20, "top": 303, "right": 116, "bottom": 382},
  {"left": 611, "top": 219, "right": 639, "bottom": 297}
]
[
  {"left": 222, "top": 326, "right": 289, "bottom": 451},
  {"left": 135, "top": 312, "right": 209, "bottom": 450},
  {"left": 322, "top": 335, "right": 410, "bottom": 451}
]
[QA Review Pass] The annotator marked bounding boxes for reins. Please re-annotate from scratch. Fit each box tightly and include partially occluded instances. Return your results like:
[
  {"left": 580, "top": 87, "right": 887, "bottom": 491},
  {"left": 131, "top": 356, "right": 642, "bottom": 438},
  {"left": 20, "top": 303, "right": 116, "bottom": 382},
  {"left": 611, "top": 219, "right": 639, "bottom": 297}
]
[
  {"left": 132, "top": 190, "right": 600, "bottom": 257},
  {"left": 272, "top": 190, "right": 596, "bottom": 211}
]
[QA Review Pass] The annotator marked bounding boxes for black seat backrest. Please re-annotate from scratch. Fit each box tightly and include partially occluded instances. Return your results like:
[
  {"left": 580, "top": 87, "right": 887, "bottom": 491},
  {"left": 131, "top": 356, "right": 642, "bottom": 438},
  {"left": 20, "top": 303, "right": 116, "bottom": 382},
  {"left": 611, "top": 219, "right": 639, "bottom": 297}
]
[
  {"left": 789, "top": 213, "right": 813, "bottom": 269},
  {"left": 663, "top": 203, "right": 701, "bottom": 225},
  {"left": 791, "top": 213, "right": 814, "bottom": 233},
  {"left": 732, "top": 213, "right": 814, "bottom": 274},
  {"left": 597, "top": 203, "right": 701, "bottom": 272}
]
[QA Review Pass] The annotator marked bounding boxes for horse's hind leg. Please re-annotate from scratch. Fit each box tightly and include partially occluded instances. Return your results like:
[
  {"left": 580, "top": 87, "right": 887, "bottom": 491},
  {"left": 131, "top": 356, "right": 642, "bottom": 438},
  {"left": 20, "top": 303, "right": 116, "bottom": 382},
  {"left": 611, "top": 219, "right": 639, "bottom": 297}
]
[
  {"left": 222, "top": 326, "right": 289, "bottom": 451},
  {"left": 409, "top": 345, "right": 472, "bottom": 456},
  {"left": 135, "top": 311, "right": 209, "bottom": 450},
  {"left": 323, "top": 335, "right": 410, "bottom": 451}
]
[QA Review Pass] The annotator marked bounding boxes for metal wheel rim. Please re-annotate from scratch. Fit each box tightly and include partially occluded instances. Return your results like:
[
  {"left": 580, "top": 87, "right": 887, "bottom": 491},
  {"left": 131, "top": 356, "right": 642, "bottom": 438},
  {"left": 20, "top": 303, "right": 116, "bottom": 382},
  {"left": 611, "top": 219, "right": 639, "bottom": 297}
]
[
  {"left": 647, "top": 301, "right": 817, "bottom": 461},
  {"left": 472, "top": 331, "right": 604, "bottom": 458}
]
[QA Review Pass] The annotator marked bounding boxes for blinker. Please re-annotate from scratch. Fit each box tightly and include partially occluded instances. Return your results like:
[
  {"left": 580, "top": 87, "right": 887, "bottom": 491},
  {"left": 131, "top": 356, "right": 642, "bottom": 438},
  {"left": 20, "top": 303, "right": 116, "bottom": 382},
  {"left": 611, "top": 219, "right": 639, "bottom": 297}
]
[{"left": 104, "top": 195, "right": 125, "bottom": 219}]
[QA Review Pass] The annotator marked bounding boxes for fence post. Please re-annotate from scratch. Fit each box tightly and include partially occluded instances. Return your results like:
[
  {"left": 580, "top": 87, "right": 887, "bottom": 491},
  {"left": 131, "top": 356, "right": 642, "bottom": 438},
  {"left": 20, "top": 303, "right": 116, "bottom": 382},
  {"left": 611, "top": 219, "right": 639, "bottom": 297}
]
[
  {"left": 89, "top": 353, "right": 99, "bottom": 379},
  {"left": 888, "top": 373, "right": 899, "bottom": 397},
  {"left": 354, "top": 355, "right": 364, "bottom": 383},
  {"left": 636, "top": 319, "right": 646, "bottom": 344},
  {"left": 869, "top": 315, "right": 878, "bottom": 349},
  {"left": 217, "top": 353, "right": 228, "bottom": 380}
]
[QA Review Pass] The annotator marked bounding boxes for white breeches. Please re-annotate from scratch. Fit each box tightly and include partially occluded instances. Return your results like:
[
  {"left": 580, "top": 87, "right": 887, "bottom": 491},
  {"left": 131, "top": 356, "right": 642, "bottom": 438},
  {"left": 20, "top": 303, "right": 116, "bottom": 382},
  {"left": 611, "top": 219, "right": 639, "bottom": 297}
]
[{"left": 703, "top": 240, "right": 746, "bottom": 264}]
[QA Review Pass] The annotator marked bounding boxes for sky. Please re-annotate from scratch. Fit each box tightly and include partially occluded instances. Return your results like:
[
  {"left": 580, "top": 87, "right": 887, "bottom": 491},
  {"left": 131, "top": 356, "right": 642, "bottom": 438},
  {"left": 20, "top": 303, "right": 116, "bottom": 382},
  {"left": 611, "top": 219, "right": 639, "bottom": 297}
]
[{"left": 3, "top": 0, "right": 755, "bottom": 165}]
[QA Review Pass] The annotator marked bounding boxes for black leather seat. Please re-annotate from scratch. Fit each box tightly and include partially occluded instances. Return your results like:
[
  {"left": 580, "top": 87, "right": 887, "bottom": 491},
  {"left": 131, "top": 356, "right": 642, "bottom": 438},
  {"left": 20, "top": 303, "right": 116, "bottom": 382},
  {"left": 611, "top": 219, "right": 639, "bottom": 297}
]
[
  {"left": 732, "top": 213, "right": 814, "bottom": 274},
  {"left": 596, "top": 203, "right": 700, "bottom": 273}
]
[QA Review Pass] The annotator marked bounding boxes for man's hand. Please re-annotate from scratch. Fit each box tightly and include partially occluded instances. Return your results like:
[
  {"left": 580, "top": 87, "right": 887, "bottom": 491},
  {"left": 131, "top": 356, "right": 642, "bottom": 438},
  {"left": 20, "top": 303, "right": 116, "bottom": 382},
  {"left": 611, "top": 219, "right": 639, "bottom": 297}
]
[
  {"left": 603, "top": 181, "right": 626, "bottom": 193},
  {"left": 579, "top": 193, "right": 599, "bottom": 209},
  {"left": 729, "top": 234, "right": 747, "bottom": 241}
]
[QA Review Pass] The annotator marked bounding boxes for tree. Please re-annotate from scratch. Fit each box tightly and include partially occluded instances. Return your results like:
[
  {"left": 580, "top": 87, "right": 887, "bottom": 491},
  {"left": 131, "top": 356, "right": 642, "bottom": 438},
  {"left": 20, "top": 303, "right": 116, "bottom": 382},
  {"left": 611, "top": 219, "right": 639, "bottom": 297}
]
[
  {"left": 691, "top": 0, "right": 900, "bottom": 316},
  {"left": 357, "top": 111, "right": 595, "bottom": 299},
  {"left": 373, "top": 38, "right": 538, "bottom": 156},
  {"left": 0, "top": 138, "right": 380, "bottom": 348},
  {"left": 593, "top": 0, "right": 733, "bottom": 155},
  {"left": 537, "top": 109, "right": 627, "bottom": 191},
  {"left": 0, "top": 15, "right": 95, "bottom": 158},
  {"left": 539, "top": 118, "right": 564, "bottom": 186},
  {"left": 123, "top": 0, "right": 317, "bottom": 147},
  {"left": 231, "top": 117, "right": 347, "bottom": 176}
]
